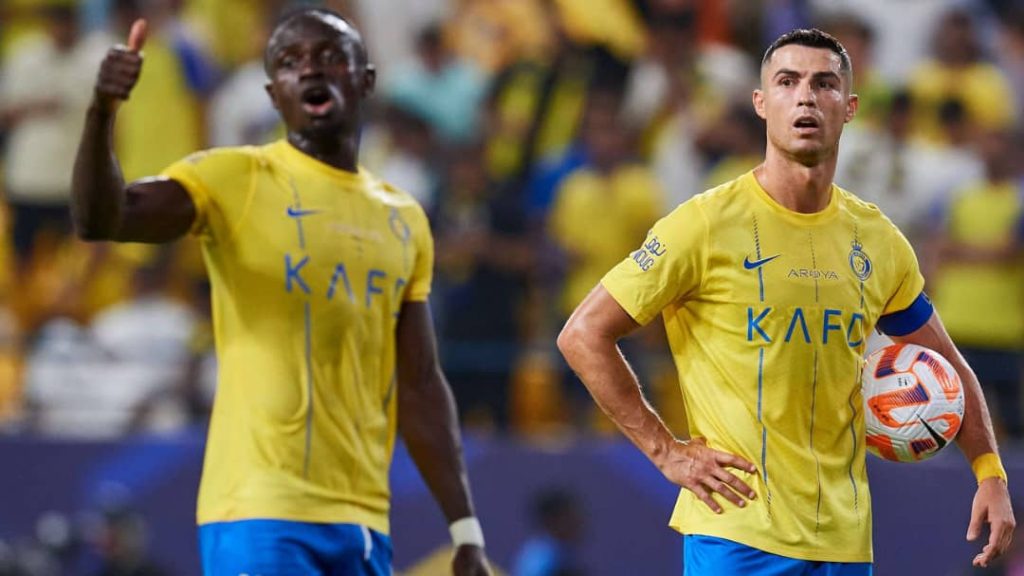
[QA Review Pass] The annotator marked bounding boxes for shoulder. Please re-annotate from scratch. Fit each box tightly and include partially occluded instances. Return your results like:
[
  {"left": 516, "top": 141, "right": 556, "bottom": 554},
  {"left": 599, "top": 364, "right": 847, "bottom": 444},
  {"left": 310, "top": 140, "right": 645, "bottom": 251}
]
[
  {"left": 180, "top": 146, "right": 263, "bottom": 172},
  {"left": 362, "top": 171, "right": 432, "bottom": 231},
  {"left": 836, "top": 186, "right": 894, "bottom": 225},
  {"left": 683, "top": 173, "right": 749, "bottom": 217}
]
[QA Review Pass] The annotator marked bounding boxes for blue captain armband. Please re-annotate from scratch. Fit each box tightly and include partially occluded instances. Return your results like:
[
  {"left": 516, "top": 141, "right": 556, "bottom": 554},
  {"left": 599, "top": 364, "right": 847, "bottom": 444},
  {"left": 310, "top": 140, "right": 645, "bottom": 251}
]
[{"left": 877, "top": 292, "right": 934, "bottom": 336}]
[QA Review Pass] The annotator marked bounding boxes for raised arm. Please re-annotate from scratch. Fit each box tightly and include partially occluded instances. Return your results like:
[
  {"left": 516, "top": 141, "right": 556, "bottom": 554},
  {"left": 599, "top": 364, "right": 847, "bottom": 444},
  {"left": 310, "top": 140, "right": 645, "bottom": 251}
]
[
  {"left": 557, "top": 285, "right": 757, "bottom": 513},
  {"left": 395, "top": 301, "right": 490, "bottom": 576},
  {"left": 893, "top": 311, "right": 1015, "bottom": 567},
  {"left": 71, "top": 19, "right": 195, "bottom": 244}
]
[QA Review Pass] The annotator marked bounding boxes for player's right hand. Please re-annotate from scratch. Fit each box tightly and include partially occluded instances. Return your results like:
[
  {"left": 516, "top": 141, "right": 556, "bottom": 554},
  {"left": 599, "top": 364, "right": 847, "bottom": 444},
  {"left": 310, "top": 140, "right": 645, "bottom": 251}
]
[
  {"left": 658, "top": 438, "right": 758, "bottom": 514},
  {"left": 94, "top": 19, "right": 147, "bottom": 113}
]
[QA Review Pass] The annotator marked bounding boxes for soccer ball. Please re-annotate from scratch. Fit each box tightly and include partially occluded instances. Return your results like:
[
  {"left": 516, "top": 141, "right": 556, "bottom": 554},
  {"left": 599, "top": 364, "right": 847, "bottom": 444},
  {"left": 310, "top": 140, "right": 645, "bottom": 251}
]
[{"left": 862, "top": 343, "right": 964, "bottom": 462}]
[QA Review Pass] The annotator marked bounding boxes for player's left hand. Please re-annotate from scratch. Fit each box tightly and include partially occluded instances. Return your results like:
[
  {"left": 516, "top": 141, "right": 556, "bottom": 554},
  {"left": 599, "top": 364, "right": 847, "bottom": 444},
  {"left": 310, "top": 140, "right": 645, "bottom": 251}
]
[
  {"left": 452, "top": 544, "right": 491, "bottom": 576},
  {"left": 967, "top": 477, "right": 1015, "bottom": 567}
]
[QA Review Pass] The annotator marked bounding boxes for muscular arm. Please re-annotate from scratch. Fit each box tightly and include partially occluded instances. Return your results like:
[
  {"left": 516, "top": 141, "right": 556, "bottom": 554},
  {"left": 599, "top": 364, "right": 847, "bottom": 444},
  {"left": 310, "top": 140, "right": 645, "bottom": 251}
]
[
  {"left": 557, "top": 287, "right": 675, "bottom": 459},
  {"left": 395, "top": 301, "right": 477, "bottom": 523},
  {"left": 396, "top": 301, "right": 490, "bottom": 575},
  {"left": 70, "top": 18, "right": 196, "bottom": 244},
  {"left": 557, "top": 286, "right": 756, "bottom": 512},
  {"left": 72, "top": 106, "right": 195, "bottom": 243},
  {"left": 892, "top": 311, "right": 1015, "bottom": 566}
]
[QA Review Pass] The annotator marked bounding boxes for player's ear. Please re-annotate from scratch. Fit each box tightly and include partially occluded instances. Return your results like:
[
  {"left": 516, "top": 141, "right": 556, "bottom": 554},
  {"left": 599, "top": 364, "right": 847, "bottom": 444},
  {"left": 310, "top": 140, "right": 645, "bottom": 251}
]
[
  {"left": 845, "top": 92, "right": 859, "bottom": 123},
  {"left": 362, "top": 63, "right": 376, "bottom": 98},
  {"left": 265, "top": 82, "right": 280, "bottom": 110},
  {"left": 752, "top": 89, "right": 767, "bottom": 120}
]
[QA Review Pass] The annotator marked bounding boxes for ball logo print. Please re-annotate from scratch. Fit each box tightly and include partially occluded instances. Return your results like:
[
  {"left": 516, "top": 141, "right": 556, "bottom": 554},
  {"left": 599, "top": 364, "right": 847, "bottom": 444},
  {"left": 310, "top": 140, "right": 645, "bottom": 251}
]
[{"left": 862, "top": 343, "right": 965, "bottom": 462}]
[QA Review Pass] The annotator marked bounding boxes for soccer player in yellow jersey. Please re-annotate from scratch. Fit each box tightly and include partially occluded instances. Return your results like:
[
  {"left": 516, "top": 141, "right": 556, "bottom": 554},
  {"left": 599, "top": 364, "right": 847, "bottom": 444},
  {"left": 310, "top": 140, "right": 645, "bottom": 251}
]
[
  {"left": 70, "top": 8, "right": 491, "bottom": 576},
  {"left": 558, "top": 29, "right": 1015, "bottom": 573}
]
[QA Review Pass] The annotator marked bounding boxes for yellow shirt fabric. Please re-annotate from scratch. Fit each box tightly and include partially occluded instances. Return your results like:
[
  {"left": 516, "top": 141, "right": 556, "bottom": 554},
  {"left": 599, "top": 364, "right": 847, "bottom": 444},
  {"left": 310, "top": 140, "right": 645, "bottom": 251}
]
[
  {"left": 162, "top": 140, "right": 434, "bottom": 534},
  {"left": 933, "top": 181, "right": 1024, "bottom": 349},
  {"left": 602, "top": 172, "right": 924, "bottom": 562},
  {"left": 550, "top": 165, "right": 663, "bottom": 317}
]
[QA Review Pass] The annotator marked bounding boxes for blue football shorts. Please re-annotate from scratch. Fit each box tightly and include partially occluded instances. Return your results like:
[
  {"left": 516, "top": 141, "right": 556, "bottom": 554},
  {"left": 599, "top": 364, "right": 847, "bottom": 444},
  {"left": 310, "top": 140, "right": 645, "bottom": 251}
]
[
  {"left": 199, "top": 519, "right": 392, "bottom": 576},
  {"left": 683, "top": 534, "right": 872, "bottom": 576}
]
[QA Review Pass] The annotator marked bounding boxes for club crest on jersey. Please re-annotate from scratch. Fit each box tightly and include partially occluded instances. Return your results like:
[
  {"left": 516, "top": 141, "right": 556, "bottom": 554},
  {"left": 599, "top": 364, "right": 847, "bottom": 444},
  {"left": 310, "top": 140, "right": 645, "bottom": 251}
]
[
  {"left": 388, "top": 208, "right": 411, "bottom": 244},
  {"left": 849, "top": 240, "right": 872, "bottom": 281}
]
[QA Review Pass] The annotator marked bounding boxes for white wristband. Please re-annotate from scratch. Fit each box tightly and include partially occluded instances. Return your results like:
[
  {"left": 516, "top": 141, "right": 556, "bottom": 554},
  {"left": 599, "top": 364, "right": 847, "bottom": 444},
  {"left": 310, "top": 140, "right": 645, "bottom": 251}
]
[{"left": 449, "top": 517, "right": 485, "bottom": 548}]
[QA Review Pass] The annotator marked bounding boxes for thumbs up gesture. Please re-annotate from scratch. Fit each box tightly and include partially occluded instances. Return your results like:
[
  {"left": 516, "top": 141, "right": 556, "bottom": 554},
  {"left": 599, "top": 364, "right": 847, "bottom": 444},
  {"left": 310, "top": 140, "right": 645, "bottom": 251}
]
[{"left": 94, "top": 19, "right": 148, "bottom": 114}]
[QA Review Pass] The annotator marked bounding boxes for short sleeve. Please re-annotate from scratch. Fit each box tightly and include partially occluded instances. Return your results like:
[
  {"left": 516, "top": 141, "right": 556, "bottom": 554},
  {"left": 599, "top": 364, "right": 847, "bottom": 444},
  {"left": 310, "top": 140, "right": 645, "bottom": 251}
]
[
  {"left": 881, "top": 225, "right": 926, "bottom": 317},
  {"left": 600, "top": 199, "right": 709, "bottom": 325},
  {"left": 161, "top": 151, "right": 216, "bottom": 236},
  {"left": 403, "top": 203, "right": 434, "bottom": 302}
]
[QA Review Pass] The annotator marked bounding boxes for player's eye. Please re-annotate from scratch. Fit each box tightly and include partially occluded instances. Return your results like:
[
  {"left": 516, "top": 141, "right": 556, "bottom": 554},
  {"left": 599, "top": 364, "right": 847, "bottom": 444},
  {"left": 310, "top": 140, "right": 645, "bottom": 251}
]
[
  {"left": 780, "top": 77, "right": 794, "bottom": 87},
  {"left": 279, "top": 54, "right": 298, "bottom": 69},
  {"left": 319, "top": 49, "right": 344, "bottom": 66}
]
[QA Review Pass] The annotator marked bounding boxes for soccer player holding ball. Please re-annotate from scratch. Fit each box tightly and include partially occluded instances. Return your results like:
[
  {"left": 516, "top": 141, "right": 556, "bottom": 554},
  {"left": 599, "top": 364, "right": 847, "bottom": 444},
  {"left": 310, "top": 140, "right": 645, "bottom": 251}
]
[
  {"left": 558, "top": 29, "right": 1014, "bottom": 573},
  {"left": 71, "top": 9, "right": 491, "bottom": 576}
]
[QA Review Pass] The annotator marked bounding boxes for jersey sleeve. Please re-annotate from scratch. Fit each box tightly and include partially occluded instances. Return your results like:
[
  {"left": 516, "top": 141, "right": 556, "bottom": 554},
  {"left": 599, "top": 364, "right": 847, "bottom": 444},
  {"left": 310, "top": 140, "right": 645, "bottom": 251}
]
[
  {"left": 878, "top": 225, "right": 930, "bottom": 335},
  {"left": 160, "top": 148, "right": 252, "bottom": 237},
  {"left": 403, "top": 202, "right": 434, "bottom": 302},
  {"left": 600, "top": 198, "right": 709, "bottom": 325}
]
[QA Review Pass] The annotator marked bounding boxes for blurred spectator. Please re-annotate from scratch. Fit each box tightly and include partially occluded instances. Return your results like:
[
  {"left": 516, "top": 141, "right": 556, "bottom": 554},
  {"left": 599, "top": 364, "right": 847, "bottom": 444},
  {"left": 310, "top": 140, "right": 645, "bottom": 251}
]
[
  {"left": 997, "top": 9, "right": 1024, "bottom": 117},
  {"left": 447, "top": 0, "right": 553, "bottom": 74},
  {"left": 622, "top": 8, "right": 747, "bottom": 143},
  {"left": 512, "top": 488, "right": 586, "bottom": 576},
  {"left": 24, "top": 248, "right": 194, "bottom": 438},
  {"left": 385, "top": 22, "right": 487, "bottom": 144},
  {"left": 524, "top": 89, "right": 617, "bottom": 221},
  {"left": 433, "top": 145, "right": 532, "bottom": 430},
  {"left": 353, "top": 0, "right": 447, "bottom": 79},
  {"left": 932, "top": 129, "right": 1024, "bottom": 440},
  {"left": 206, "top": 13, "right": 278, "bottom": 147},
  {"left": 483, "top": 4, "right": 628, "bottom": 186},
  {"left": 700, "top": 102, "right": 765, "bottom": 189},
  {"left": 0, "top": 1, "right": 110, "bottom": 266},
  {"left": 361, "top": 105, "right": 439, "bottom": 211},
  {"left": 547, "top": 95, "right": 663, "bottom": 322},
  {"left": 907, "top": 7, "right": 1017, "bottom": 143},
  {"left": 552, "top": 0, "right": 646, "bottom": 61},
  {"left": 113, "top": 0, "right": 218, "bottom": 181},
  {"left": 835, "top": 91, "right": 983, "bottom": 250},
  {"left": 810, "top": 0, "right": 959, "bottom": 83}
]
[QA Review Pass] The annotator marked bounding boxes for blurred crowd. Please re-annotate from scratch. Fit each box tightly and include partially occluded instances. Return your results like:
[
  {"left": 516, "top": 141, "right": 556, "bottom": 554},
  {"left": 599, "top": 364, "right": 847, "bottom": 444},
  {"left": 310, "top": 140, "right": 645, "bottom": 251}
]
[{"left": 0, "top": 0, "right": 1023, "bottom": 443}]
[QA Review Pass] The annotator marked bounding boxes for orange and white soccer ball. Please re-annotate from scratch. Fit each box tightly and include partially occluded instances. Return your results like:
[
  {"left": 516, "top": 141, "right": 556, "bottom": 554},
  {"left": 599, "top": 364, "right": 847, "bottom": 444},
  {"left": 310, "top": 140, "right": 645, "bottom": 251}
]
[{"left": 862, "top": 343, "right": 964, "bottom": 462}]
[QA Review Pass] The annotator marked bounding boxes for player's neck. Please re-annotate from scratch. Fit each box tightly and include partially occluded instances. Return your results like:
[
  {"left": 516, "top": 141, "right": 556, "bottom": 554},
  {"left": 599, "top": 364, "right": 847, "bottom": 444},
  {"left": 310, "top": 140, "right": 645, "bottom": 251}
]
[
  {"left": 287, "top": 132, "right": 360, "bottom": 173},
  {"left": 754, "top": 149, "right": 836, "bottom": 214}
]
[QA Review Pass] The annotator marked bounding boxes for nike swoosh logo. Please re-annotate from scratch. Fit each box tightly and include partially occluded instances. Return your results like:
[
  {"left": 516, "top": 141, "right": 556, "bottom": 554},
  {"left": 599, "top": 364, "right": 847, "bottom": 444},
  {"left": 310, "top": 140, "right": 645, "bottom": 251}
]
[
  {"left": 918, "top": 417, "right": 948, "bottom": 450},
  {"left": 286, "top": 206, "right": 321, "bottom": 218},
  {"left": 743, "top": 254, "right": 781, "bottom": 270}
]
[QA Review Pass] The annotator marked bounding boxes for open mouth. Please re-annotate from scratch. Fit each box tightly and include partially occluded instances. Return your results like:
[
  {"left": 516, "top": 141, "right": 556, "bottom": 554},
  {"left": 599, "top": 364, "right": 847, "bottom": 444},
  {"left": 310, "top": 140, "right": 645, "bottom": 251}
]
[
  {"left": 793, "top": 116, "right": 820, "bottom": 131},
  {"left": 301, "top": 86, "right": 335, "bottom": 117}
]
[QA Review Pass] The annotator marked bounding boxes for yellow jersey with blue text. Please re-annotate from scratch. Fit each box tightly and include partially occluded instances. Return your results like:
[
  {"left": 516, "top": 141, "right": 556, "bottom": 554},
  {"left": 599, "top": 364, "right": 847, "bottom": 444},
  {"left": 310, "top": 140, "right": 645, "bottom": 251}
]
[
  {"left": 602, "top": 171, "right": 927, "bottom": 562},
  {"left": 162, "top": 140, "right": 433, "bottom": 535}
]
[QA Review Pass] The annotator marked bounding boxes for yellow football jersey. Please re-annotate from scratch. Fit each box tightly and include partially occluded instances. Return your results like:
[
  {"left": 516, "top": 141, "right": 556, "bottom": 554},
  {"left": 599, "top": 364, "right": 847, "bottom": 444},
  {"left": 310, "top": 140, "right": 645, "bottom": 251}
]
[
  {"left": 602, "top": 171, "right": 926, "bottom": 562},
  {"left": 163, "top": 140, "right": 434, "bottom": 534}
]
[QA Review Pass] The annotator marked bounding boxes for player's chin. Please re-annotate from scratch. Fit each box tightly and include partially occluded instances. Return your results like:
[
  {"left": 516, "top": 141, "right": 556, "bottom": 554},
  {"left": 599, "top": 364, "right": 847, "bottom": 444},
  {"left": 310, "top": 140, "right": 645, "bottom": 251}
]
[{"left": 300, "top": 116, "right": 347, "bottom": 138}]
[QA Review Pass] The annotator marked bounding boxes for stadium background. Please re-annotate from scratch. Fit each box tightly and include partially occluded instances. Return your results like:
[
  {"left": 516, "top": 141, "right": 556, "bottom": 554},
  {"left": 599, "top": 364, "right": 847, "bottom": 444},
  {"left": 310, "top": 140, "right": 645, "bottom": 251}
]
[{"left": 1, "top": 0, "right": 1023, "bottom": 574}]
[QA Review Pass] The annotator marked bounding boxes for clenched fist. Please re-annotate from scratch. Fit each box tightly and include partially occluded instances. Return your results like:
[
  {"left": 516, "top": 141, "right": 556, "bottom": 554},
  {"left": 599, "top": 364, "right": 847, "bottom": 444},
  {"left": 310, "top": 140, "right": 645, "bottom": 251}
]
[{"left": 94, "top": 19, "right": 147, "bottom": 113}]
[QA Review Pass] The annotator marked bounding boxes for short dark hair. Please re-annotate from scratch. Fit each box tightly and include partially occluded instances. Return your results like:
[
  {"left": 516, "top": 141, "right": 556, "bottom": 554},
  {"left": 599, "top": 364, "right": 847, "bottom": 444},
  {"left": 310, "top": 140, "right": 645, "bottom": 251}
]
[
  {"left": 762, "top": 28, "right": 852, "bottom": 81},
  {"left": 264, "top": 6, "right": 368, "bottom": 74}
]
